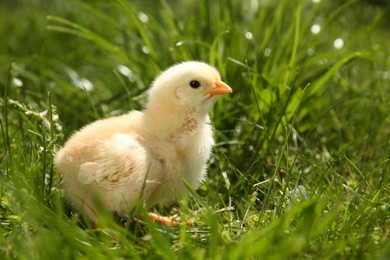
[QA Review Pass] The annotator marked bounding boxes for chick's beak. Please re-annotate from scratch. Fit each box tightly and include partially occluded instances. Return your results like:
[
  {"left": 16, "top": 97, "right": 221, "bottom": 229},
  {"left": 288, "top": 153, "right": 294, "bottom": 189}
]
[{"left": 207, "top": 80, "right": 233, "bottom": 96}]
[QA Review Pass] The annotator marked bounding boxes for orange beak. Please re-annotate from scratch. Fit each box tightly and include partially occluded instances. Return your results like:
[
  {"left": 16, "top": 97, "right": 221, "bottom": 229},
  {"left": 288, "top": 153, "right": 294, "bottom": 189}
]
[{"left": 207, "top": 80, "right": 233, "bottom": 96}]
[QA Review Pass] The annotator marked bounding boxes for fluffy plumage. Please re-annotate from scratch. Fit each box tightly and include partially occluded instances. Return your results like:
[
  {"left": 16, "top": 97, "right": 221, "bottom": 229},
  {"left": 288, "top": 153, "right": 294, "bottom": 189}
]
[{"left": 55, "top": 61, "right": 232, "bottom": 220}]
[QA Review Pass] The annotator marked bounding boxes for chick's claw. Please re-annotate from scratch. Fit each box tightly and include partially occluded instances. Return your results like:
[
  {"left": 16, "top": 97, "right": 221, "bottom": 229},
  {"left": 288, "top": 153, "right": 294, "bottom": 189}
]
[{"left": 147, "top": 212, "right": 194, "bottom": 227}]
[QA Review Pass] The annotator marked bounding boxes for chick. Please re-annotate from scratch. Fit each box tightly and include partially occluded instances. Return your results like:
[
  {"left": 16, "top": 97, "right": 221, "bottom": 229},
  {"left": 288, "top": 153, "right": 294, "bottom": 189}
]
[{"left": 54, "top": 61, "right": 232, "bottom": 223}]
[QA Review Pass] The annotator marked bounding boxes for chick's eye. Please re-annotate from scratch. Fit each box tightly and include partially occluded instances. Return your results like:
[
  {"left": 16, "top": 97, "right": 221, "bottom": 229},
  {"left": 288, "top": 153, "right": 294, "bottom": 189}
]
[{"left": 189, "top": 80, "right": 201, "bottom": 89}]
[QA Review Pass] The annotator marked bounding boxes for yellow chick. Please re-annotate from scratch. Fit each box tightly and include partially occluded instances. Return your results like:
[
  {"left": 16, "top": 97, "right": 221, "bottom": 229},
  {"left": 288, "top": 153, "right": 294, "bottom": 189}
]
[{"left": 54, "top": 61, "right": 232, "bottom": 222}]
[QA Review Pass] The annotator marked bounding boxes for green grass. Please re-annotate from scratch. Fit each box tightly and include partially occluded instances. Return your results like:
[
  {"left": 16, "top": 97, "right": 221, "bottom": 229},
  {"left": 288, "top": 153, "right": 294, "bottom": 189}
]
[{"left": 1, "top": 0, "right": 389, "bottom": 258}]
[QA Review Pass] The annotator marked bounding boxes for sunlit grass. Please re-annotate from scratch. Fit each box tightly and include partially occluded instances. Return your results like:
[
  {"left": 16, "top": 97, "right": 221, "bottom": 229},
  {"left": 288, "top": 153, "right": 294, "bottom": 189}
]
[{"left": 1, "top": 0, "right": 389, "bottom": 258}]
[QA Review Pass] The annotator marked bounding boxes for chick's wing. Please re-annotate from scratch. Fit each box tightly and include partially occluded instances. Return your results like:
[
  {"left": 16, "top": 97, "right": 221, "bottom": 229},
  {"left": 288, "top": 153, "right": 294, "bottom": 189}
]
[{"left": 77, "top": 133, "right": 164, "bottom": 200}]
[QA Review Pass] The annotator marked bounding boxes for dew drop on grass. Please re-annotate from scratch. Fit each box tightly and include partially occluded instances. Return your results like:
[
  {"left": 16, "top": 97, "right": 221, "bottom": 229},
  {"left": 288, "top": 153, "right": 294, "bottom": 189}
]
[
  {"left": 12, "top": 77, "right": 23, "bottom": 87},
  {"left": 333, "top": 38, "right": 344, "bottom": 49},
  {"left": 79, "top": 79, "right": 93, "bottom": 91},
  {"left": 69, "top": 70, "right": 94, "bottom": 91},
  {"left": 245, "top": 31, "right": 254, "bottom": 40},
  {"left": 303, "top": 166, "right": 312, "bottom": 174},
  {"left": 117, "top": 65, "right": 131, "bottom": 77},
  {"left": 318, "top": 58, "right": 328, "bottom": 65},
  {"left": 264, "top": 47, "right": 271, "bottom": 57},
  {"left": 117, "top": 65, "right": 137, "bottom": 82},
  {"left": 142, "top": 46, "right": 150, "bottom": 54},
  {"left": 137, "top": 12, "right": 149, "bottom": 23},
  {"left": 310, "top": 24, "right": 321, "bottom": 34}
]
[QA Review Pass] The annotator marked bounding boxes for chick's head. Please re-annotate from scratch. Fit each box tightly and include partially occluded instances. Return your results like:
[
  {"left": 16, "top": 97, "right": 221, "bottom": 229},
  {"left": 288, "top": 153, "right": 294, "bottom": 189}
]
[{"left": 147, "top": 61, "right": 232, "bottom": 115}]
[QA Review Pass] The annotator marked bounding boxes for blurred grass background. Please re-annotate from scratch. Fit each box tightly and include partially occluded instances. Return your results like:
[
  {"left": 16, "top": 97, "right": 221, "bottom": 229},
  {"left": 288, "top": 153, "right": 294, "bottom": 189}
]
[{"left": 1, "top": 0, "right": 389, "bottom": 258}]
